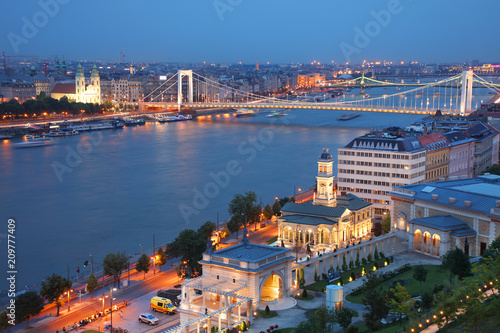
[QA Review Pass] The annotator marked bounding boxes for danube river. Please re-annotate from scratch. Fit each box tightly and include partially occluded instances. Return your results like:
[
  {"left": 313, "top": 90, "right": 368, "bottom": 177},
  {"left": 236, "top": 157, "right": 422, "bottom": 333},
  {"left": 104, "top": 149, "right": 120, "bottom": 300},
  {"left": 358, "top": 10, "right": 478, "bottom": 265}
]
[{"left": 0, "top": 107, "right": 425, "bottom": 294}]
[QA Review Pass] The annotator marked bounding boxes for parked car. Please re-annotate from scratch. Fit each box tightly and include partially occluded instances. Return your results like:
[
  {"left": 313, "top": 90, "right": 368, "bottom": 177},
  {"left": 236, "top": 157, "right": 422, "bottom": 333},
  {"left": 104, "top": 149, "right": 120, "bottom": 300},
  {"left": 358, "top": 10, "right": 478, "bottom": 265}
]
[{"left": 138, "top": 313, "right": 159, "bottom": 325}]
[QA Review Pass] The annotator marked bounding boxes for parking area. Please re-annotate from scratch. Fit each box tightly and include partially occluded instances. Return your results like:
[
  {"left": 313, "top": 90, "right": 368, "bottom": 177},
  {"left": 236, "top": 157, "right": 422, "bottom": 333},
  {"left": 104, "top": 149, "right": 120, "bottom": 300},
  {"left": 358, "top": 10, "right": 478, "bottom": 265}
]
[{"left": 112, "top": 289, "right": 180, "bottom": 332}]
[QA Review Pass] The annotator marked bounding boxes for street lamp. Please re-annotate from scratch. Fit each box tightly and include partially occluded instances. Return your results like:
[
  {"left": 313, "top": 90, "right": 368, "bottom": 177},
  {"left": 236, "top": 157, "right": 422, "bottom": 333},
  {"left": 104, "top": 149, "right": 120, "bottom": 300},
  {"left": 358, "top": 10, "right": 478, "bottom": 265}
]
[
  {"left": 298, "top": 188, "right": 302, "bottom": 203},
  {"left": 65, "top": 289, "right": 73, "bottom": 312},
  {"left": 110, "top": 287, "right": 117, "bottom": 332}
]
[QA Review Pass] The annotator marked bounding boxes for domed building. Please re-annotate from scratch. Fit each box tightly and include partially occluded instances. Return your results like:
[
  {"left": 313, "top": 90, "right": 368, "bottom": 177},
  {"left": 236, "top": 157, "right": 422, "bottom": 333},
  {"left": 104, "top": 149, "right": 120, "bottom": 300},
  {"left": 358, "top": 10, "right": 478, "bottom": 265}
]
[{"left": 278, "top": 149, "right": 373, "bottom": 253}]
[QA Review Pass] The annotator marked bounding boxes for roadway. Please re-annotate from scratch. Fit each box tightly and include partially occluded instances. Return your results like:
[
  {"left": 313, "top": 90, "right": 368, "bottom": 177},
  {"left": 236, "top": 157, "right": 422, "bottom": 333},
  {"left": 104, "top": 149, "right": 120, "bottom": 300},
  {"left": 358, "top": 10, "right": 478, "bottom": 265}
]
[{"left": 11, "top": 222, "right": 278, "bottom": 333}]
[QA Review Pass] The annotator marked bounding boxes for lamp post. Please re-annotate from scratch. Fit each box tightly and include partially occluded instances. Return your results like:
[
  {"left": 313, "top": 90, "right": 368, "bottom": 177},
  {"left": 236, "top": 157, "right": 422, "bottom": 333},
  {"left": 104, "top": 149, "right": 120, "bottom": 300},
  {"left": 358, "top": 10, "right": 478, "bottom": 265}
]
[
  {"left": 66, "top": 288, "right": 73, "bottom": 312},
  {"left": 298, "top": 188, "right": 302, "bottom": 203},
  {"left": 110, "top": 287, "right": 117, "bottom": 332}
]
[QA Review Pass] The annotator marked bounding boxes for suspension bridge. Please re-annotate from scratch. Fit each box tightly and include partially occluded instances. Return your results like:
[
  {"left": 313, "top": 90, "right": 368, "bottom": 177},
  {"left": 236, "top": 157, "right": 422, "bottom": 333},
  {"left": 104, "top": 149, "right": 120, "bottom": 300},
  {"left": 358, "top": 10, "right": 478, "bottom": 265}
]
[{"left": 139, "top": 70, "right": 500, "bottom": 116}]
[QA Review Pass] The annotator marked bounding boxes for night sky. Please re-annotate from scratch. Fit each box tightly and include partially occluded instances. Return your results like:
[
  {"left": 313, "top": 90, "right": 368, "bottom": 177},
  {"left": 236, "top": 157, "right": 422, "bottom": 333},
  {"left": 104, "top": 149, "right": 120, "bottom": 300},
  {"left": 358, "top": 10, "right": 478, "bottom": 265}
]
[{"left": 1, "top": 0, "right": 499, "bottom": 64}]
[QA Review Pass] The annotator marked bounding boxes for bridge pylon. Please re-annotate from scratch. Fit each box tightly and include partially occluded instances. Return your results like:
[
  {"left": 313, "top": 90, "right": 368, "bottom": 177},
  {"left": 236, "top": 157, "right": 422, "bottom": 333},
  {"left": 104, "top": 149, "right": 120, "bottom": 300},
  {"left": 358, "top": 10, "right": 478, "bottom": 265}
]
[
  {"left": 459, "top": 70, "right": 473, "bottom": 115},
  {"left": 178, "top": 70, "right": 193, "bottom": 112}
]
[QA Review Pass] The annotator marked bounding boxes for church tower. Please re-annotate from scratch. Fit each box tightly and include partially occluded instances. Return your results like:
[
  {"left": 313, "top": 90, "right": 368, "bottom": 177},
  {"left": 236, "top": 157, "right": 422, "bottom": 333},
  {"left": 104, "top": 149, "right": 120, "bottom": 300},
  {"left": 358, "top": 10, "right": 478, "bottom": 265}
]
[
  {"left": 255, "top": 61, "right": 259, "bottom": 71},
  {"left": 90, "top": 64, "right": 101, "bottom": 104},
  {"left": 75, "top": 63, "right": 85, "bottom": 102},
  {"left": 313, "top": 148, "right": 336, "bottom": 207}
]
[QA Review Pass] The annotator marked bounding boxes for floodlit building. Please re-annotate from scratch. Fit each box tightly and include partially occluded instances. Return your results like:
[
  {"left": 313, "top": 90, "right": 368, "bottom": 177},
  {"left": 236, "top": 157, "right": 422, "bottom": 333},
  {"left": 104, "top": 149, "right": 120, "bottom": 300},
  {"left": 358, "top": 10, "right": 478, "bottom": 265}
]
[
  {"left": 337, "top": 136, "right": 426, "bottom": 217},
  {"left": 176, "top": 230, "right": 295, "bottom": 333},
  {"left": 278, "top": 149, "right": 373, "bottom": 252},
  {"left": 390, "top": 174, "right": 500, "bottom": 257}
]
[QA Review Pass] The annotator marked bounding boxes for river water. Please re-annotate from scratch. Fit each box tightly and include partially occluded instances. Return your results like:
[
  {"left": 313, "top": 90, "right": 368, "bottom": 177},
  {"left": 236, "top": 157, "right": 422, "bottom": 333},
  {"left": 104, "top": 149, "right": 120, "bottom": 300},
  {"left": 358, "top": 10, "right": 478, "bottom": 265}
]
[{"left": 0, "top": 84, "right": 493, "bottom": 293}]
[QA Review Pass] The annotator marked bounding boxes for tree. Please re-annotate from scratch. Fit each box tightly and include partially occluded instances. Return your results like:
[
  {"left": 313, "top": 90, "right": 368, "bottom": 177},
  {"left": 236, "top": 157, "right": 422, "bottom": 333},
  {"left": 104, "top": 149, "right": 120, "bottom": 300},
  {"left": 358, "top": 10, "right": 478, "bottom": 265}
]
[
  {"left": 165, "top": 222, "right": 214, "bottom": 278},
  {"left": 228, "top": 192, "right": 260, "bottom": 235},
  {"left": 372, "top": 222, "right": 383, "bottom": 237},
  {"left": 86, "top": 273, "right": 99, "bottom": 299},
  {"left": 296, "top": 305, "right": 335, "bottom": 333},
  {"left": 156, "top": 247, "right": 167, "bottom": 271},
  {"left": 136, "top": 253, "right": 151, "bottom": 279},
  {"left": 441, "top": 247, "right": 472, "bottom": 287},
  {"left": 197, "top": 221, "right": 216, "bottom": 241},
  {"left": 482, "top": 234, "right": 500, "bottom": 259},
  {"left": 0, "top": 311, "right": 9, "bottom": 330},
  {"left": 16, "top": 291, "right": 44, "bottom": 327},
  {"left": 433, "top": 290, "right": 459, "bottom": 329},
  {"left": 272, "top": 199, "right": 282, "bottom": 216},
  {"left": 412, "top": 266, "right": 428, "bottom": 296},
  {"left": 102, "top": 252, "right": 129, "bottom": 289},
  {"left": 263, "top": 204, "right": 273, "bottom": 220},
  {"left": 40, "top": 274, "right": 72, "bottom": 316},
  {"left": 37, "top": 91, "right": 47, "bottom": 101},
  {"left": 482, "top": 163, "right": 500, "bottom": 175},
  {"left": 362, "top": 273, "right": 389, "bottom": 331},
  {"left": 374, "top": 245, "right": 379, "bottom": 260},
  {"left": 387, "top": 283, "right": 414, "bottom": 323},
  {"left": 382, "top": 214, "right": 391, "bottom": 234},
  {"left": 336, "top": 308, "right": 354, "bottom": 333}
]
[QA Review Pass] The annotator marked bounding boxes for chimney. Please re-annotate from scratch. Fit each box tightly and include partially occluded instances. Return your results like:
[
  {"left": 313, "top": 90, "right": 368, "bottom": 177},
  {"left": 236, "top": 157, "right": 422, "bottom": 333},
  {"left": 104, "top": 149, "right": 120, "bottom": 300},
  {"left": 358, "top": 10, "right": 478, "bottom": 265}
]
[
  {"left": 464, "top": 200, "right": 472, "bottom": 207},
  {"left": 449, "top": 197, "right": 456, "bottom": 204},
  {"left": 496, "top": 200, "right": 500, "bottom": 207},
  {"left": 432, "top": 194, "right": 439, "bottom": 200}
]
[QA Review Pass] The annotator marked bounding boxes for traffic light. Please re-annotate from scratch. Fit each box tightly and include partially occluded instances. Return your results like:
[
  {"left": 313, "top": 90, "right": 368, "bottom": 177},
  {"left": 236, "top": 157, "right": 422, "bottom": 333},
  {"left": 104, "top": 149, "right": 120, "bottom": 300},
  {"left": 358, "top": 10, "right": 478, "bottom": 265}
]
[
  {"left": 76, "top": 267, "right": 80, "bottom": 273},
  {"left": 84, "top": 260, "right": 89, "bottom": 267}
]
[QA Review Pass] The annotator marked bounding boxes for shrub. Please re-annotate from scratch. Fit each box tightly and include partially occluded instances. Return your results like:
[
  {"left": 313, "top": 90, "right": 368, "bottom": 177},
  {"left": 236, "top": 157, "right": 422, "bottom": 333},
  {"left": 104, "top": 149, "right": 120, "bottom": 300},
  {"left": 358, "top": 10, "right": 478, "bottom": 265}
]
[
  {"left": 302, "top": 289, "right": 308, "bottom": 298},
  {"left": 240, "top": 321, "right": 248, "bottom": 331},
  {"left": 433, "top": 284, "right": 445, "bottom": 294},
  {"left": 342, "top": 263, "right": 348, "bottom": 272},
  {"left": 367, "top": 253, "right": 373, "bottom": 261},
  {"left": 362, "top": 258, "right": 367, "bottom": 264},
  {"left": 380, "top": 252, "right": 385, "bottom": 258},
  {"left": 347, "top": 325, "right": 359, "bottom": 333},
  {"left": 374, "top": 245, "right": 379, "bottom": 260},
  {"left": 265, "top": 305, "right": 270, "bottom": 314},
  {"left": 338, "top": 277, "right": 344, "bottom": 286},
  {"left": 349, "top": 259, "right": 354, "bottom": 269},
  {"left": 322, "top": 273, "right": 327, "bottom": 280},
  {"left": 350, "top": 272, "right": 356, "bottom": 281},
  {"left": 314, "top": 271, "right": 319, "bottom": 282}
]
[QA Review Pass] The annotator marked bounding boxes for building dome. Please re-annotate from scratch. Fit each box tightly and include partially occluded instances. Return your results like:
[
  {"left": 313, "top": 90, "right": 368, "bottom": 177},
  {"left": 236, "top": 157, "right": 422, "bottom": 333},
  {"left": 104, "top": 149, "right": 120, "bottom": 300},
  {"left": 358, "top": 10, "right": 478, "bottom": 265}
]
[{"left": 320, "top": 148, "right": 332, "bottom": 160}]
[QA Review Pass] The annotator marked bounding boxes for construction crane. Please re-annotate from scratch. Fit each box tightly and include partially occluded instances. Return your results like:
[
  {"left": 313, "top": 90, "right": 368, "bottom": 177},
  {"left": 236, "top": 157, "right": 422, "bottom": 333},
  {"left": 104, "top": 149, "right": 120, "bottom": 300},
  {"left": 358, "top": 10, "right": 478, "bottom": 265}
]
[{"left": 2, "top": 52, "right": 38, "bottom": 73}]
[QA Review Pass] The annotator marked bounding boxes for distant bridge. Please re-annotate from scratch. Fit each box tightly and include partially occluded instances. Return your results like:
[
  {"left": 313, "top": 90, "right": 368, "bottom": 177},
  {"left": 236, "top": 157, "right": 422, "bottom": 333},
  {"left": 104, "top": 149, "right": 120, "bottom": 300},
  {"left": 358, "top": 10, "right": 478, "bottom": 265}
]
[{"left": 139, "top": 70, "right": 500, "bottom": 116}]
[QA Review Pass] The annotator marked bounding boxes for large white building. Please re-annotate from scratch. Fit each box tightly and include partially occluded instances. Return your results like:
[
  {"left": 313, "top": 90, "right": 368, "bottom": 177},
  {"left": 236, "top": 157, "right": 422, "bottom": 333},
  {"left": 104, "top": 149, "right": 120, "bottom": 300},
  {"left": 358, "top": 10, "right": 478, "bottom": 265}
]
[
  {"left": 175, "top": 231, "right": 295, "bottom": 333},
  {"left": 75, "top": 63, "right": 101, "bottom": 104},
  {"left": 337, "top": 136, "right": 426, "bottom": 217}
]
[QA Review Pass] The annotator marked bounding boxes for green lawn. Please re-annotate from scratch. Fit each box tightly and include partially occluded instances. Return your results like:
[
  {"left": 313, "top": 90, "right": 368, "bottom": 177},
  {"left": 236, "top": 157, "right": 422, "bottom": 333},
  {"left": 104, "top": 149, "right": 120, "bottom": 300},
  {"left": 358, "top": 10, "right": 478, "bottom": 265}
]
[
  {"left": 257, "top": 310, "right": 278, "bottom": 318},
  {"left": 346, "top": 265, "right": 448, "bottom": 304},
  {"left": 267, "top": 236, "right": 278, "bottom": 244}
]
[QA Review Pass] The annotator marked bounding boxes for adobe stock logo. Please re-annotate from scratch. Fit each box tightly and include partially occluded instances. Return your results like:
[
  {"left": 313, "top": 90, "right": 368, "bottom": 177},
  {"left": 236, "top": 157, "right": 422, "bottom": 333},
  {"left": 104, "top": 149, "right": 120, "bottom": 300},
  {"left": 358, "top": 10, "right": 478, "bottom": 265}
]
[
  {"left": 213, "top": 0, "right": 243, "bottom": 21},
  {"left": 339, "top": 0, "right": 405, "bottom": 63},
  {"left": 7, "top": 0, "right": 71, "bottom": 53}
]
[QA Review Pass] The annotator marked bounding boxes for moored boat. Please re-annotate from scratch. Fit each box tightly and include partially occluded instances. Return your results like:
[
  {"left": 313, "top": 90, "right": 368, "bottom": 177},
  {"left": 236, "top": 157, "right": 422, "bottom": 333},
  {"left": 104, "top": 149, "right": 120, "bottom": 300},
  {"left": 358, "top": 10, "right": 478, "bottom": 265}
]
[
  {"left": 123, "top": 118, "right": 146, "bottom": 126},
  {"left": 266, "top": 110, "right": 288, "bottom": 118},
  {"left": 48, "top": 128, "right": 79, "bottom": 137},
  {"left": 158, "top": 116, "right": 177, "bottom": 123},
  {"left": 175, "top": 114, "right": 193, "bottom": 121}
]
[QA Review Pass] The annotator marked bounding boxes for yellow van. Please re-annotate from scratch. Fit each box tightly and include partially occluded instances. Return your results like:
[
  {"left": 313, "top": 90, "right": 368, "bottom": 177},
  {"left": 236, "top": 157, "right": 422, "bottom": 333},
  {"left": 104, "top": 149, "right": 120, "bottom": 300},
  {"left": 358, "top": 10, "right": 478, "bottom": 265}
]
[{"left": 150, "top": 296, "right": 177, "bottom": 315}]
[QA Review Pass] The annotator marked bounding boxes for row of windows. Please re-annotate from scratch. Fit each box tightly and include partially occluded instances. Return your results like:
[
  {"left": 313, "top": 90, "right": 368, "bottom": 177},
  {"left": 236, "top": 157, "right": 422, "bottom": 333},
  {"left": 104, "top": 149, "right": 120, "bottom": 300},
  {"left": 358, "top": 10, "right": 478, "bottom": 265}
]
[
  {"left": 450, "top": 149, "right": 473, "bottom": 161},
  {"left": 339, "top": 151, "right": 355, "bottom": 156},
  {"left": 338, "top": 169, "right": 355, "bottom": 174},
  {"left": 426, "top": 167, "right": 448, "bottom": 180},
  {"left": 356, "top": 179, "right": 372, "bottom": 184},
  {"left": 357, "top": 161, "right": 372, "bottom": 166},
  {"left": 338, "top": 160, "right": 355, "bottom": 165},
  {"left": 374, "top": 181, "right": 391, "bottom": 186}
]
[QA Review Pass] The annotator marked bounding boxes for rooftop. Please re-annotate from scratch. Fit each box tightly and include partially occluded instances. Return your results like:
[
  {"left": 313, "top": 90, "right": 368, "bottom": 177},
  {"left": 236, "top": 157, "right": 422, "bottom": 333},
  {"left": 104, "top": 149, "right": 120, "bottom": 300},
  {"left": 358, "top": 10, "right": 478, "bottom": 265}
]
[
  {"left": 390, "top": 175, "right": 500, "bottom": 217},
  {"left": 344, "top": 136, "right": 424, "bottom": 152},
  {"left": 212, "top": 242, "right": 289, "bottom": 262},
  {"left": 410, "top": 215, "right": 476, "bottom": 232}
]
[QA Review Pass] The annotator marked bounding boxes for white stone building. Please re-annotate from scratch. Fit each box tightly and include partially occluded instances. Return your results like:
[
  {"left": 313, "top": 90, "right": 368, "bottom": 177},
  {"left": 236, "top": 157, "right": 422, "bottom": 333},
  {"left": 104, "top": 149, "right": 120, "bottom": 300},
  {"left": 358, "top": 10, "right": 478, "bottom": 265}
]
[
  {"left": 175, "top": 231, "right": 295, "bottom": 333},
  {"left": 337, "top": 136, "right": 426, "bottom": 217}
]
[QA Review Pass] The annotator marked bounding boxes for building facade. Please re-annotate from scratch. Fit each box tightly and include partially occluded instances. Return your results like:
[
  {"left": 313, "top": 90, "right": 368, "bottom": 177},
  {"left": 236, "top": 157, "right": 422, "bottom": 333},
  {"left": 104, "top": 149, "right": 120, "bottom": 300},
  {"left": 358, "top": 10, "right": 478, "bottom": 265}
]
[
  {"left": 278, "top": 149, "right": 373, "bottom": 252},
  {"left": 417, "top": 133, "right": 450, "bottom": 182},
  {"left": 390, "top": 175, "right": 500, "bottom": 257},
  {"left": 444, "top": 131, "right": 475, "bottom": 179},
  {"left": 75, "top": 63, "right": 101, "bottom": 104},
  {"left": 176, "top": 233, "right": 294, "bottom": 332},
  {"left": 337, "top": 136, "right": 426, "bottom": 217}
]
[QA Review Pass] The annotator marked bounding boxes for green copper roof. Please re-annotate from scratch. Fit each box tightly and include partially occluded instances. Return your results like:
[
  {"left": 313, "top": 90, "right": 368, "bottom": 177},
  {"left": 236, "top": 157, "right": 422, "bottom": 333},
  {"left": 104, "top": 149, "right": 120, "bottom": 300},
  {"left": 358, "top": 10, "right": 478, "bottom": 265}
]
[
  {"left": 76, "top": 63, "right": 84, "bottom": 78},
  {"left": 90, "top": 63, "right": 99, "bottom": 78}
]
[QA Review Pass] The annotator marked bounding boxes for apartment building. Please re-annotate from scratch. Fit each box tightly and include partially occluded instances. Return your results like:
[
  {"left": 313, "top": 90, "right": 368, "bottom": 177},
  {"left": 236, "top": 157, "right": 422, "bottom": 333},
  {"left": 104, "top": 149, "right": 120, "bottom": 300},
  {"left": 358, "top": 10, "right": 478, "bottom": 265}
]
[
  {"left": 337, "top": 135, "right": 426, "bottom": 217},
  {"left": 417, "top": 133, "right": 450, "bottom": 182}
]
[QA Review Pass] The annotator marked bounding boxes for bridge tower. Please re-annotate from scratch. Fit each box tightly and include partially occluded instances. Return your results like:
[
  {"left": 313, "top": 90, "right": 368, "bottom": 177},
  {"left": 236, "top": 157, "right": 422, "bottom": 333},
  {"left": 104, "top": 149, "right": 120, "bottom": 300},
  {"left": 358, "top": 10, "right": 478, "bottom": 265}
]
[
  {"left": 360, "top": 73, "right": 365, "bottom": 95},
  {"left": 459, "top": 70, "right": 473, "bottom": 115},
  {"left": 177, "top": 70, "right": 193, "bottom": 111}
]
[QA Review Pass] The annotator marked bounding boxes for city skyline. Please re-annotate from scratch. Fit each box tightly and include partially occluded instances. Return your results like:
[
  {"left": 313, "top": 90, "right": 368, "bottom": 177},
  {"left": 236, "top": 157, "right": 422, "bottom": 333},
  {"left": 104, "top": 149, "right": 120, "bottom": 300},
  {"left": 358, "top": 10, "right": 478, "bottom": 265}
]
[{"left": 1, "top": 0, "right": 499, "bottom": 64}]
